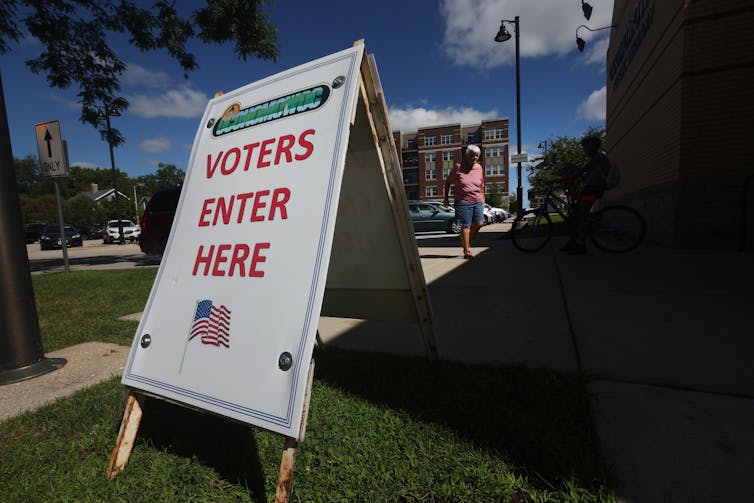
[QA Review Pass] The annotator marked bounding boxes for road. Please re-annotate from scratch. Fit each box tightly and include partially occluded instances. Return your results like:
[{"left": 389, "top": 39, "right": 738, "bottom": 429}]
[{"left": 26, "top": 239, "right": 161, "bottom": 274}]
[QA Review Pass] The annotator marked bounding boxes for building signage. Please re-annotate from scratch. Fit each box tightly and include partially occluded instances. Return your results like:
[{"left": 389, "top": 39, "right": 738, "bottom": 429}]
[
  {"left": 610, "top": 0, "right": 655, "bottom": 90},
  {"left": 510, "top": 153, "right": 529, "bottom": 163},
  {"left": 122, "top": 44, "right": 365, "bottom": 437}
]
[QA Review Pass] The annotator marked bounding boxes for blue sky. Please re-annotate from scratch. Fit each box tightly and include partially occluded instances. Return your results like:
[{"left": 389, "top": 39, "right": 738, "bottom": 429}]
[{"left": 1, "top": 0, "right": 614, "bottom": 201}]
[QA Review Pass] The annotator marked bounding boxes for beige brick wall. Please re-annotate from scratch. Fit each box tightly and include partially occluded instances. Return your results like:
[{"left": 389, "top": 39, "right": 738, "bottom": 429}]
[{"left": 606, "top": 0, "right": 754, "bottom": 247}]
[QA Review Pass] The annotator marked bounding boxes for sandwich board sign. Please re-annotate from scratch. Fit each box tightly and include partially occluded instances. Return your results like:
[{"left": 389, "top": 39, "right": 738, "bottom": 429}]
[{"left": 115, "top": 41, "right": 436, "bottom": 469}]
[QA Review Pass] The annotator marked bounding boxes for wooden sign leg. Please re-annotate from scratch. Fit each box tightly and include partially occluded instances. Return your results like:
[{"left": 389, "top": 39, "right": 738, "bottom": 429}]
[
  {"left": 274, "top": 358, "right": 315, "bottom": 502},
  {"left": 106, "top": 391, "right": 144, "bottom": 479},
  {"left": 274, "top": 436, "right": 298, "bottom": 502}
]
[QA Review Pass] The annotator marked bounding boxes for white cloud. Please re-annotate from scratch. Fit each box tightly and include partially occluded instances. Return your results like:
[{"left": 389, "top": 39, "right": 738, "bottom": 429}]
[
  {"left": 127, "top": 85, "right": 208, "bottom": 119},
  {"left": 388, "top": 105, "right": 499, "bottom": 132},
  {"left": 582, "top": 36, "right": 610, "bottom": 67},
  {"left": 440, "top": 0, "right": 613, "bottom": 69},
  {"left": 139, "top": 137, "right": 171, "bottom": 154},
  {"left": 47, "top": 93, "right": 80, "bottom": 111},
  {"left": 122, "top": 63, "right": 172, "bottom": 89},
  {"left": 577, "top": 86, "right": 606, "bottom": 121}
]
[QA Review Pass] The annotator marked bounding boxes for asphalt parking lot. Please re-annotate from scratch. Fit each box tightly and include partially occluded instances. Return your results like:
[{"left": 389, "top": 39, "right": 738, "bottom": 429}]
[{"left": 26, "top": 239, "right": 161, "bottom": 274}]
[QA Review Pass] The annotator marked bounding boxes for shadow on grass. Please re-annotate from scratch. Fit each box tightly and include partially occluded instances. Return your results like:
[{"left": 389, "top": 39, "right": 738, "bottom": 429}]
[
  {"left": 136, "top": 396, "right": 268, "bottom": 500},
  {"left": 311, "top": 346, "right": 611, "bottom": 491}
]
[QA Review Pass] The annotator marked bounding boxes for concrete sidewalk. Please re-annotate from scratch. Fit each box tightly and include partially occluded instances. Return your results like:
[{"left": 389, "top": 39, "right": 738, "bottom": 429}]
[{"left": 4, "top": 222, "right": 753, "bottom": 502}]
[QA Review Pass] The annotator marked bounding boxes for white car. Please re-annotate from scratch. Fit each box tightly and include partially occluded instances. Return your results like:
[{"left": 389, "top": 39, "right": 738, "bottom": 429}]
[
  {"left": 484, "top": 204, "right": 509, "bottom": 223},
  {"left": 103, "top": 219, "right": 141, "bottom": 243}
]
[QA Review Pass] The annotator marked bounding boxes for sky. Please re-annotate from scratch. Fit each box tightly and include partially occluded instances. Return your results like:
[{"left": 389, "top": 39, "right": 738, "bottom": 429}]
[{"left": 1, "top": 0, "right": 614, "bottom": 203}]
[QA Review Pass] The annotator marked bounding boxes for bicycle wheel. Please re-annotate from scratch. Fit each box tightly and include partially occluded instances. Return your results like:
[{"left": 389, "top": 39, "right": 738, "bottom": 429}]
[
  {"left": 511, "top": 210, "right": 552, "bottom": 252},
  {"left": 589, "top": 205, "right": 646, "bottom": 253}
]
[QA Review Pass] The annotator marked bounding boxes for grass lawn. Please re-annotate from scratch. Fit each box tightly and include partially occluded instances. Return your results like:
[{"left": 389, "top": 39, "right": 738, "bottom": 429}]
[{"left": 1, "top": 269, "right": 615, "bottom": 502}]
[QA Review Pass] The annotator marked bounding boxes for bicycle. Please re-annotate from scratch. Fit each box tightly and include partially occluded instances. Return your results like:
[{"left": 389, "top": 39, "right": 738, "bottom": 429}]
[{"left": 510, "top": 190, "right": 646, "bottom": 253}]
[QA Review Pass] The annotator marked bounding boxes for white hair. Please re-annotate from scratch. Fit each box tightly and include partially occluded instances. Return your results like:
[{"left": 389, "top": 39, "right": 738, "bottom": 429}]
[{"left": 465, "top": 144, "right": 480, "bottom": 156}]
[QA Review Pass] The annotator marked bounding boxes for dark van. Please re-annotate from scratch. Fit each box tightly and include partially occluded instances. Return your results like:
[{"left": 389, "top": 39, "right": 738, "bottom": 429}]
[{"left": 139, "top": 188, "right": 180, "bottom": 255}]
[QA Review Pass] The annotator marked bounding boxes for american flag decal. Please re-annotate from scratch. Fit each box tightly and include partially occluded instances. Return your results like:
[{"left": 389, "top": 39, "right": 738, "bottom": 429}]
[{"left": 188, "top": 299, "right": 231, "bottom": 348}]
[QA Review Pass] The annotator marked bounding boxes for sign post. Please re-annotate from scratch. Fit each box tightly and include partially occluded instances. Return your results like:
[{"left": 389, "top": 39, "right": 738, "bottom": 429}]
[
  {"left": 35, "top": 120, "right": 71, "bottom": 271},
  {"left": 107, "top": 42, "right": 437, "bottom": 499}
]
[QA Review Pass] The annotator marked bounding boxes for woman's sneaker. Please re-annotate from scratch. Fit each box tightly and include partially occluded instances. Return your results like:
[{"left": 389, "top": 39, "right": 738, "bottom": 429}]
[{"left": 463, "top": 249, "right": 474, "bottom": 259}]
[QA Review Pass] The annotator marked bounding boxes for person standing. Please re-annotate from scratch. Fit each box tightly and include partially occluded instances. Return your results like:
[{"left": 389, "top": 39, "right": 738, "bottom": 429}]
[
  {"left": 561, "top": 135, "right": 612, "bottom": 255},
  {"left": 444, "top": 144, "right": 485, "bottom": 259}
]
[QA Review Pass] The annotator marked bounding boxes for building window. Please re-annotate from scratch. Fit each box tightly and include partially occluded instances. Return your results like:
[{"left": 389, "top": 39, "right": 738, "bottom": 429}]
[
  {"left": 441, "top": 134, "right": 454, "bottom": 145},
  {"left": 425, "top": 167, "right": 437, "bottom": 181},
  {"left": 425, "top": 152, "right": 436, "bottom": 164},
  {"left": 407, "top": 139, "right": 417, "bottom": 149},
  {"left": 442, "top": 151, "right": 454, "bottom": 162},
  {"left": 486, "top": 146, "right": 504, "bottom": 158},
  {"left": 425, "top": 186, "right": 438, "bottom": 197},
  {"left": 484, "top": 128, "right": 505, "bottom": 140},
  {"left": 424, "top": 136, "right": 437, "bottom": 146},
  {"left": 443, "top": 166, "right": 452, "bottom": 179},
  {"left": 485, "top": 163, "right": 504, "bottom": 176},
  {"left": 467, "top": 133, "right": 480, "bottom": 144}
]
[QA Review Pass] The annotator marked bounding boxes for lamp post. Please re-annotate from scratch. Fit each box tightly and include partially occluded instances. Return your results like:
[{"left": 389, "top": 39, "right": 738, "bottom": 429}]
[
  {"left": 494, "top": 16, "right": 523, "bottom": 217},
  {"left": 99, "top": 104, "right": 125, "bottom": 245},
  {"left": 538, "top": 140, "right": 548, "bottom": 153},
  {"left": 576, "top": 24, "right": 615, "bottom": 52}
]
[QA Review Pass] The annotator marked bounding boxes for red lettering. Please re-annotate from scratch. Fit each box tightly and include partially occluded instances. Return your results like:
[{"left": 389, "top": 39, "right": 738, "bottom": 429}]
[
  {"left": 212, "top": 244, "right": 232, "bottom": 276},
  {"left": 235, "top": 192, "right": 254, "bottom": 223},
  {"left": 221, "top": 148, "right": 241, "bottom": 175},
  {"left": 193, "top": 245, "right": 214, "bottom": 275},
  {"left": 295, "top": 129, "right": 315, "bottom": 161},
  {"left": 199, "top": 198, "right": 215, "bottom": 226},
  {"left": 270, "top": 188, "right": 290, "bottom": 220},
  {"left": 242, "top": 142, "right": 259, "bottom": 171},
  {"left": 206, "top": 152, "right": 223, "bottom": 178},
  {"left": 250, "top": 190, "right": 270, "bottom": 222},
  {"left": 228, "top": 243, "right": 250, "bottom": 277},
  {"left": 249, "top": 242, "right": 270, "bottom": 277},
  {"left": 275, "top": 135, "right": 295, "bottom": 165},
  {"left": 257, "top": 138, "right": 275, "bottom": 168},
  {"left": 213, "top": 195, "right": 235, "bottom": 226}
]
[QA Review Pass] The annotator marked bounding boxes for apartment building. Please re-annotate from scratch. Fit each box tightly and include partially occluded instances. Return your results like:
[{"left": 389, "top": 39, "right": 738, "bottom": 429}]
[{"left": 392, "top": 119, "right": 509, "bottom": 206}]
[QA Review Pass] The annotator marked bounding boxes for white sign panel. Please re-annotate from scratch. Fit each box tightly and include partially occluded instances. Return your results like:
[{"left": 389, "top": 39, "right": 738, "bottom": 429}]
[
  {"left": 510, "top": 153, "right": 529, "bottom": 163},
  {"left": 122, "top": 45, "right": 365, "bottom": 437},
  {"left": 34, "top": 120, "right": 69, "bottom": 176}
]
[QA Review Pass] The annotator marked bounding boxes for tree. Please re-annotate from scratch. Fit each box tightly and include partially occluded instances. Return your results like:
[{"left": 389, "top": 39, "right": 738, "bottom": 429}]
[
  {"left": 528, "top": 127, "right": 606, "bottom": 201},
  {"left": 486, "top": 182, "right": 504, "bottom": 208},
  {"left": 135, "top": 163, "right": 185, "bottom": 195},
  {"left": 1, "top": 0, "right": 279, "bottom": 145}
]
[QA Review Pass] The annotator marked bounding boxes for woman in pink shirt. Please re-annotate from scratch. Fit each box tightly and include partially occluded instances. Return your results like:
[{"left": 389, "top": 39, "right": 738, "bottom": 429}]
[{"left": 443, "top": 144, "right": 485, "bottom": 259}]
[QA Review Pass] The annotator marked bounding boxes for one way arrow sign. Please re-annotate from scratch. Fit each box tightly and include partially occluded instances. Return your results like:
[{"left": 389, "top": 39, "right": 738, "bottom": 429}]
[{"left": 35, "top": 120, "right": 69, "bottom": 177}]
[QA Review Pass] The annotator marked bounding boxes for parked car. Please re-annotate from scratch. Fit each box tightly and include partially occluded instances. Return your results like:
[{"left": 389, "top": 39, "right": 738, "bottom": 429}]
[
  {"left": 408, "top": 202, "right": 460, "bottom": 233},
  {"left": 485, "top": 204, "right": 509, "bottom": 222},
  {"left": 39, "top": 224, "right": 83, "bottom": 250},
  {"left": 74, "top": 224, "right": 101, "bottom": 240},
  {"left": 24, "top": 222, "right": 47, "bottom": 243},
  {"left": 103, "top": 219, "right": 141, "bottom": 243},
  {"left": 140, "top": 188, "right": 180, "bottom": 255}
]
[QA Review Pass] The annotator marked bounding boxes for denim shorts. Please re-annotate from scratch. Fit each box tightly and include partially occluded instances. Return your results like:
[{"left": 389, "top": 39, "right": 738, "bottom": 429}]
[{"left": 454, "top": 201, "right": 485, "bottom": 227}]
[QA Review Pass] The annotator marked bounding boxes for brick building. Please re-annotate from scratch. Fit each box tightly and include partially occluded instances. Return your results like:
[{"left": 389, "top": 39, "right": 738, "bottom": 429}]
[
  {"left": 392, "top": 119, "right": 510, "bottom": 207},
  {"left": 605, "top": 0, "right": 754, "bottom": 247}
]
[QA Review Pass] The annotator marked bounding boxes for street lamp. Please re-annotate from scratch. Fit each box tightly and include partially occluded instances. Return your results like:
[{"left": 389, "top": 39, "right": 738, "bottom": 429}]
[
  {"left": 538, "top": 140, "right": 548, "bottom": 153},
  {"left": 576, "top": 24, "right": 615, "bottom": 52},
  {"left": 581, "top": 1, "right": 593, "bottom": 20},
  {"left": 494, "top": 16, "right": 524, "bottom": 217},
  {"left": 99, "top": 104, "right": 125, "bottom": 245}
]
